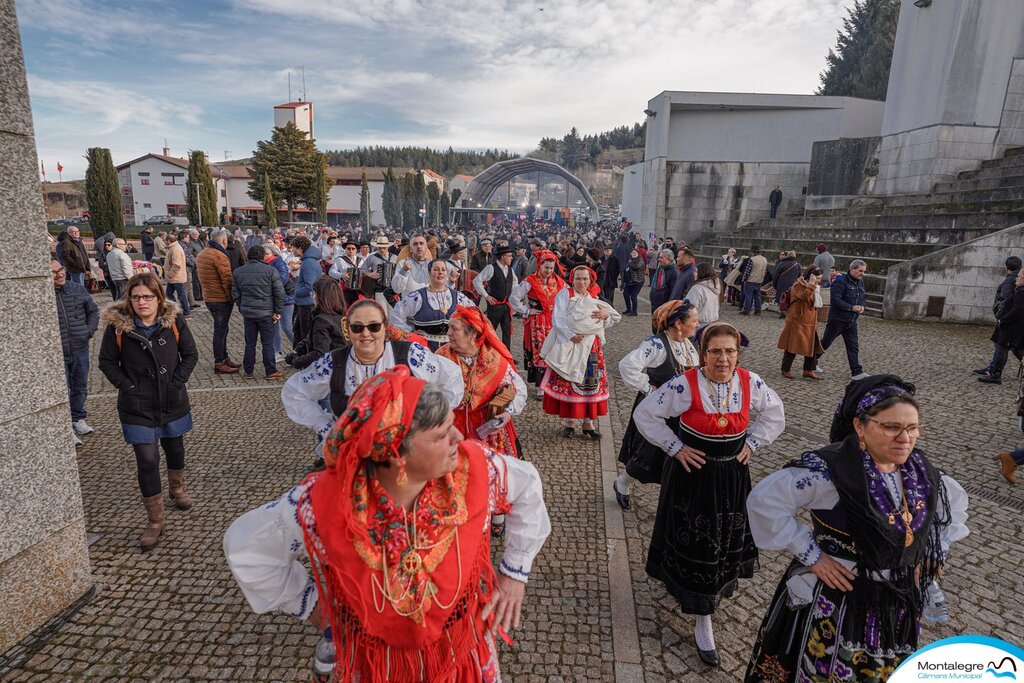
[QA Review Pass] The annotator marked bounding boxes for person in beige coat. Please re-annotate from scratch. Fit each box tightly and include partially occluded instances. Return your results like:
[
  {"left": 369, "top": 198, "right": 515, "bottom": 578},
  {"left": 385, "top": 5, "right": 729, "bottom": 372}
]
[
  {"left": 777, "top": 266, "right": 824, "bottom": 379},
  {"left": 164, "top": 234, "right": 191, "bottom": 317}
]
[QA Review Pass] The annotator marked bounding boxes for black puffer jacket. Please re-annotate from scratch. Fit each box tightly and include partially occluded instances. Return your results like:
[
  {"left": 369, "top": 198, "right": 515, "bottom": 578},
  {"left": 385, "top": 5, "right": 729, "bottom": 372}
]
[
  {"left": 97, "top": 301, "right": 198, "bottom": 426},
  {"left": 992, "top": 284, "right": 1024, "bottom": 352},
  {"left": 288, "top": 311, "right": 345, "bottom": 369},
  {"left": 55, "top": 281, "right": 99, "bottom": 356}
]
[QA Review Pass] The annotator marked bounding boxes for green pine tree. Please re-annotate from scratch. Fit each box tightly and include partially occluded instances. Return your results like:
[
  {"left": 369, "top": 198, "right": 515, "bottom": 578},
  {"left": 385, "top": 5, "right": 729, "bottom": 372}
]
[
  {"left": 360, "top": 170, "right": 371, "bottom": 228},
  {"left": 439, "top": 190, "right": 450, "bottom": 226},
  {"left": 249, "top": 122, "right": 319, "bottom": 223},
  {"left": 84, "top": 147, "right": 125, "bottom": 237},
  {"left": 817, "top": 0, "right": 900, "bottom": 100},
  {"left": 561, "top": 127, "right": 584, "bottom": 170},
  {"left": 262, "top": 173, "right": 277, "bottom": 229},
  {"left": 383, "top": 166, "right": 401, "bottom": 228},
  {"left": 450, "top": 188, "right": 462, "bottom": 209},
  {"left": 186, "top": 151, "right": 218, "bottom": 228},
  {"left": 402, "top": 172, "right": 418, "bottom": 229}
]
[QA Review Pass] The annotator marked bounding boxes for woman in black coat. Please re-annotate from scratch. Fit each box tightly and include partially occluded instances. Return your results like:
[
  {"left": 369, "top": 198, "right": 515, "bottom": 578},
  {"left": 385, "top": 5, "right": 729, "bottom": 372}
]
[
  {"left": 98, "top": 271, "right": 199, "bottom": 551},
  {"left": 286, "top": 275, "right": 347, "bottom": 369},
  {"left": 991, "top": 272, "right": 1024, "bottom": 368}
]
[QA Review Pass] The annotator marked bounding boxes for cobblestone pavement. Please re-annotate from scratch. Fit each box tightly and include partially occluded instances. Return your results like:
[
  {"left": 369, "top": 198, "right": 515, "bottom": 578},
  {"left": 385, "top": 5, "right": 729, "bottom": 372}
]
[{"left": 5, "top": 293, "right": 1023, "bottom": 681}]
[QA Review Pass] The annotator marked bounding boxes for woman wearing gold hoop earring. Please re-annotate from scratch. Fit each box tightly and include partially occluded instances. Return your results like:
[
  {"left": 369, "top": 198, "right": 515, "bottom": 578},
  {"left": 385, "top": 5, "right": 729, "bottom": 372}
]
[{"left": 225, "top": 366, "right": 551, "bottom": 682}]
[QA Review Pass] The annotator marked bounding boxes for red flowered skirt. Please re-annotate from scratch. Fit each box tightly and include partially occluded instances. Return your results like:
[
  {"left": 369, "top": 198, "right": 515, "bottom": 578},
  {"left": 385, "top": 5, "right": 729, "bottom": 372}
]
[
  {"left": 523, "top": 313, "right": 553, "bottom": 385},
  {"left": 540, "top": 337, "right": 608, "bottom": 420}
]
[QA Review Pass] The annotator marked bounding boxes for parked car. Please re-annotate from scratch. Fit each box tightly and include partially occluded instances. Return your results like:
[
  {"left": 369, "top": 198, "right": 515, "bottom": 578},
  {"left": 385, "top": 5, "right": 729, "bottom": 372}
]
[{"left": 144, "top": 215, "right": 175, "bottom": 226}]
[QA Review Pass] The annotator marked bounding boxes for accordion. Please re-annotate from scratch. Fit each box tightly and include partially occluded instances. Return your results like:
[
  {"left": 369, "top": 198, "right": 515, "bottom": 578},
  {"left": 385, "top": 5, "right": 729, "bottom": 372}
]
[
  {"left": 459, "top": 268, "right": 480, "bottom": 301},
  {"left": 487, "top": 385, "right": 517, "bottom": 419}
]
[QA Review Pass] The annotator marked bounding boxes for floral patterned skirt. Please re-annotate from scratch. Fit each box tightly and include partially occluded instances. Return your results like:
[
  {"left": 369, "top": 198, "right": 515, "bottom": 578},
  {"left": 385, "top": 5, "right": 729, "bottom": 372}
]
[
  {"left": 523, "top": 314, "right": 552, "bottom": 385},
  {"left": 745, "top": 560, "right": 920, "bottom": 682},
  {"left": 540, "top": 337, "right": 608, "bottom": 420}
]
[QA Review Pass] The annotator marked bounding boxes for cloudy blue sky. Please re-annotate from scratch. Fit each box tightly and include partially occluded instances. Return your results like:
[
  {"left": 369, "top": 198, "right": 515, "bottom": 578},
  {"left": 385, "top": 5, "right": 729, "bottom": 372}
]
[{"left": 19, "top": 0, "right": 857, "bottom": 179}]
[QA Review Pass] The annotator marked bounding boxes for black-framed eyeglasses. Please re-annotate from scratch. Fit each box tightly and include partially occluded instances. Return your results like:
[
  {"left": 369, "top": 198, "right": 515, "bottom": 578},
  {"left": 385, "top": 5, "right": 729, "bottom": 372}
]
[
  {"left": 51, "top": 267, "right": 65, "bottom": 275},
  {"left": 349, "top": 322, "right": 383, "bottom": 334},
  {"left": 130, "top": 294, "right": 157, "bottom": 303}
]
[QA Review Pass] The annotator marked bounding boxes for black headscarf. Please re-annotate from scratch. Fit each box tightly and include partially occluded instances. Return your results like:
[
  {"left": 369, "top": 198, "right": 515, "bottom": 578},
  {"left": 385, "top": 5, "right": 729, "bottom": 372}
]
[{"left": 828, "top": 373, "right": 916, "bottom": 443}]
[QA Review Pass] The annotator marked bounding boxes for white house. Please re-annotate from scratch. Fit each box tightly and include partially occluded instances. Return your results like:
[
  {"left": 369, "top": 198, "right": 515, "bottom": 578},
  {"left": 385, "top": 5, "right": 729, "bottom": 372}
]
[{"left": 116, "top": 152, "right": 191, "bottom": 225}]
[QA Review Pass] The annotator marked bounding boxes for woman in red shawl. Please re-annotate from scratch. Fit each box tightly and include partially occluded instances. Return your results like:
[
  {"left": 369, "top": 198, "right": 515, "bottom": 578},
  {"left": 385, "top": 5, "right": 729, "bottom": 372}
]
[
  {"left": 512, "top": 250, "right": 565, "bottom": 399},
  {"left": 437, "top": 306, "right": 527, "bottom": 459},
  {"left": 224, "top": 366, "right": 551, "bottom": 682}
]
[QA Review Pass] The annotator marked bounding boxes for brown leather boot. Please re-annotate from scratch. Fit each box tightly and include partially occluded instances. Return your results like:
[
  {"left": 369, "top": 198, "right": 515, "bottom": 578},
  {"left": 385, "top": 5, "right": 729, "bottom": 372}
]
[
  {"left": 140, "top": 494, "right": 164, "bottom": 551},
  {"left": 167, "top": 469, "right": 194, "bottom": 510},
  {"left": 224, "top": 358, "right": 242, "bottom": 369},
  {"left": 803, "top": 371, "right": 823, "bottom": 380},
  {"left": 997, "top": 452, "right": 1019, "bottom": 485},
  {"left": 214, "top": 362, "right": 239, "bottom": 374}
]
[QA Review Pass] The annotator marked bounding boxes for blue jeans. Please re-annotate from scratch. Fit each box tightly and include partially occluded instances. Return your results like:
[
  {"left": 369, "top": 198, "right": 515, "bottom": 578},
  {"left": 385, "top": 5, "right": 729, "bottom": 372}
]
[
  {"left": 64, "top": 349, "right": 90, "bottom": 421},
  {"left": 206, "top": 302, "right": 233, "bottom": 363},
  {"left": 274, "top": 304, "right": 295, "bottom": 354},
  {"left": 821, "top": 318, "right": 862, "bottom": 376},
  {"left": 68, "top": 271, "right": 84, "bottom": 285},
  {"left": 742, "top": 282, "right": 762, "bottom": 313},
  {"left": 243, "top": 316, "right": 277, "bottom": 375},
  {"left": 166, "top": 283, "right": 191, "bottom": 315}
]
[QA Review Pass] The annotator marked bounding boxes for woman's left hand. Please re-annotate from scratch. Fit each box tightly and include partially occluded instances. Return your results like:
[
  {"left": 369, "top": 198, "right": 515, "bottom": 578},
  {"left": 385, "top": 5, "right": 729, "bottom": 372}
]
[
  {"left": 495, "top": 411, "right": 511, "bottom": 427},
  {"left": 483, "top": 574, "right": 526, "bottom": 635},
  {"left": 736, "top": 443, "right": 753, "bottom": 464},
  {"left": 591, "top": 310, "right": 609, "bottom": 320}
]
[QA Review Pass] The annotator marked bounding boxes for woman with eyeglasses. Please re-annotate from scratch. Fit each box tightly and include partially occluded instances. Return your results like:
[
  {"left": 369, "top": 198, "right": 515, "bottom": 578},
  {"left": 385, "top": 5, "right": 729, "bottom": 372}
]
[
  {"left": 745, "top": 375, "right": 968, "bottom": 683},
  {"left": 633, "top": 321, "right": 784, "bottom": 667},
  {"left": 389, "top": 258, "right": 476, "bottom": 351},
  {"left": 98, "top": 271, "right": 199, "bottom": 552},
  {"left": 281, "top": 299, "right": 464, "bottom": 468}
]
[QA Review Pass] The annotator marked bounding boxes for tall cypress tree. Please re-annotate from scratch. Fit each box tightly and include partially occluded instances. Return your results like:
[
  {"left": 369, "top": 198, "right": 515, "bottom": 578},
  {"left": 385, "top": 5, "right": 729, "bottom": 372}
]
[
  {"left": 426, "top": 182, "right": 440, "bottom": 226},
  {"left": 186, "top": 150, "right": 217, "bottom": 227},
  {"left": 312, "top": 152, "right": 330, "bottom": 224},
  {"left": 402, "top": 172, "right": 418, "bottom": 230},
  {"left": 382, "top": 166, "right": 401, "bottom": 228},
  {"left": 817, "top": 0, "right": 900, "bottom": 100},
  {"left": 262, "top": 174, "right": 277, "bottom": 229},
  {"left": 85, "top": 147, "right": 125, "bottom": 237},
  {"left": 439, "top": 190, "right": 450, "bottom": 226},
  {"left": 360, "top": 170, "right": 371, "bottom": 228}
]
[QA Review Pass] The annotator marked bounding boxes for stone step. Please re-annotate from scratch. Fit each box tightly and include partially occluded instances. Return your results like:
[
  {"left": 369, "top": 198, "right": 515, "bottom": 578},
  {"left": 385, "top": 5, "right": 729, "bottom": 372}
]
[
  {"left": 733, "top": 224, "right": 965, "bottom": 244},
  {"left": 698, "top": 236, "right": 943, "bottom": 260},
  {"left": 746, "top": 212, "right": 1019, "bottom": 233},
  {"left": 934, "top": 173, "right": 1024, "bottom": 193},
  {"left": 978, "top": 153, "right": 1024, "bottom": 170},
  {"left": 876, "top": 186, "right": 1024, "bottom": 207},
  {"left": 1004, "top": 146, "right": 1024, "bottom": 158}
]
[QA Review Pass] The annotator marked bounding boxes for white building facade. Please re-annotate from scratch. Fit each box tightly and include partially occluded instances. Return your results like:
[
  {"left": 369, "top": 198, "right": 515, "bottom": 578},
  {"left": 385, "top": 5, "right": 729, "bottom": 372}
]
[{"left": 116, "top": 153, "right": 191, "bottom": 225}]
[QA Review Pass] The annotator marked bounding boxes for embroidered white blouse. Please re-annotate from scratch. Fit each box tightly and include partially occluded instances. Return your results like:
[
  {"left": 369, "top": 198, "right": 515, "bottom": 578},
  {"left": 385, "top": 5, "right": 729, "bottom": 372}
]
[
  {"left": 223, "top": 447, "right": 552, "bottom": 619},
  {"left": 280, "top": 342, "right": 464, "bottom": 440},
  {"left": 618, "top": 335, "right": 699, "bottom": 394},
  {"left": 746, "top": 451, "right": 970, "bottom": 568},
  {"left": 389, "top": 288, "right": 477, "bottom": 333},
  {"left": 454, "top": 354, "right": 529, "bottom": 418},
  {"left": 634, "top": 369, "right": 785, "bottom": 457}
]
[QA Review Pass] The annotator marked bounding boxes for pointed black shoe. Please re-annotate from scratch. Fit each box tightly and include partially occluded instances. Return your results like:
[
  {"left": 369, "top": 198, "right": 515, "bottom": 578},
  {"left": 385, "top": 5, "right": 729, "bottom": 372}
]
[
  {"left": 613, "top": 483, "right": 630, "bottom": 510},
  {"left": 696, "top": 643, "right": 720, "bottom": 667},
  {"left": 562, "top": 427, "right": 575, "bottom": 438},
  {"left": 979, "top": 373, "right": 1003, "bottom": 384},
  {"left": 582, "top": 428, "right": 602, "bottom": 440}
]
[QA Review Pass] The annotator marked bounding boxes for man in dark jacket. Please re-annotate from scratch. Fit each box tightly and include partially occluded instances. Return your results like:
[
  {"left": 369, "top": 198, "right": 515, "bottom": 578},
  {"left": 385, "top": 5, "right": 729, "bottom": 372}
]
[
  {"left": 141, "top": 226, "right": 155, "bottom": 262},
  {"left": 772, "top": 252, "right": 801, "bottom": 317},
  {"left": 976, "top": 256, "right": 1023, "bottom": 383},
  {"left": 819, "top": 259, "right": 868, "bottom": 379},
  {"left": 650, "top": 249, "right": 678, "bottom": 312},
  {"left": 769, "top": 185, "right": 782, "bottom": 219},
  {"left": 56, "top": 226, "right": 91, "bottom": 285},
  {"left": 601, "top": 246, "right": 620, "bottom": 305},
  {"left": 669, "top": 247, "right": 697, "bottom": 302},
  {"left": 232, "top": 245, "right": 285, "bottom": 380},
  {"left": 52, "top": 258, "right": 99, "bottom": 444}
]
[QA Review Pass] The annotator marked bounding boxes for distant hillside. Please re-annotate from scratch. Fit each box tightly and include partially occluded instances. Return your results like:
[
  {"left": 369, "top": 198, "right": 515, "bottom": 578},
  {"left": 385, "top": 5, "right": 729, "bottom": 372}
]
[{"left": 42, "top": 180, "right": 87, "bottom": 220}]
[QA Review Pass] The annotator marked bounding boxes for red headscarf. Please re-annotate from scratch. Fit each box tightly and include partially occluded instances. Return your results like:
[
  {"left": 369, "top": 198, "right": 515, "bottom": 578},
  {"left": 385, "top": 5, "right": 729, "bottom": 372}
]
[
  {"left": 450, "top": 305, "right": 515, "bottom": 367},
  {"left": 534, "top": 249, "right": 565, "bottom": 276},
  {"left": 569, "top": 264, "right": 602, "bottom": 298}
]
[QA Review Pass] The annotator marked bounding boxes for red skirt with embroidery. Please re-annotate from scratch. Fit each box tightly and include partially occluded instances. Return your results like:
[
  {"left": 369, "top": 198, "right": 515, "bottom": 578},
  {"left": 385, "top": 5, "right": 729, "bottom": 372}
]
[
  {"left": 540, "top": 337, "right": 608, "bottom": 420},
  {"left": 523, "top": 312, "right": 554, "bottom": 385}
]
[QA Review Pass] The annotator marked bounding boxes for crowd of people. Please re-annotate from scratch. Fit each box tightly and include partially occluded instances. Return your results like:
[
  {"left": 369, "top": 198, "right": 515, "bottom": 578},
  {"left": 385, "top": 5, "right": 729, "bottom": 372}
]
[{"left": 52, "top": 213, "right": 1024, "bottom": 681}]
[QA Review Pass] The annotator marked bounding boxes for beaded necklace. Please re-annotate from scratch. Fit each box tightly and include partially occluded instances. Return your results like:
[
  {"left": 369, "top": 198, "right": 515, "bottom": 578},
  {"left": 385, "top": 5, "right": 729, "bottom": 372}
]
[{"left": 700, "top": 368, "right": 735, "bottom": 428}]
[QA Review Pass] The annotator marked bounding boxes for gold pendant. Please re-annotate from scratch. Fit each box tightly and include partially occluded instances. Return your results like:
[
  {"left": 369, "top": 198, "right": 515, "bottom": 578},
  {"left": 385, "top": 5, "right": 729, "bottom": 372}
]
[
  {"left": 401, "top": 550, "right": 423, "bottom": 575},
  {"left": 904, "top": 530, "right": 914, "bottom": 548},
  {"left": 717, "top": 416, "right": 729, "bottom": 428}
]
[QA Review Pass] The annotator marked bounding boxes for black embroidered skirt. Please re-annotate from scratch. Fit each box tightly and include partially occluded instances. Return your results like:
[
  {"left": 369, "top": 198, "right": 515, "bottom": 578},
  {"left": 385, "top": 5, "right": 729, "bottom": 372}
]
[
  {"left": 645, "top": 449, "right": 758, "bottom": 615},
  {"left": 617, "top": 392, "right": 679, "bottom": 485}
]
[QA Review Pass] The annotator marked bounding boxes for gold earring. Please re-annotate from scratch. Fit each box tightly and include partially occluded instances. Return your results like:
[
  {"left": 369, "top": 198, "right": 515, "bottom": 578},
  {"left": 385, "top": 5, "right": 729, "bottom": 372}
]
[
  {"left": 396, "top": 459, "right": 408, "bottom": 486},
  {"left": 858, "top": 435, "right": 866, "bottom": 451}
]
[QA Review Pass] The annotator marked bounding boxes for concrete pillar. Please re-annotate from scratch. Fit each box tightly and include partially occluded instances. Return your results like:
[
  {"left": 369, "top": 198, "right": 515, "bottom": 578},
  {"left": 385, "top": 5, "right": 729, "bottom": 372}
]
[{"left": 0, "top": 0, "right": 92, "bottom": 655}]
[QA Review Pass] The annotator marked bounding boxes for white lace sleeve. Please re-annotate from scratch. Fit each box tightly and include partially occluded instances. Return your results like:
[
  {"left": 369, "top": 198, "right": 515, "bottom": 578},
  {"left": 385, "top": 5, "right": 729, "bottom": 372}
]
[
  {"left": 937, "top": 474, "right": 970, "bottom": 558},
  {"left": 223, "top": 483, "right": 318, "bottom": 618},
  {"left": 618, "top": 337, "right": 666, "bottom": 394},
  {"left": 744, "top": 371, "right": 786, "bottom": 452},
  {"left": 486, "top": 448, "right": 551, "bottom": 582},
  {"left": 511, "top": 280, "right": 531, "bottom": 316},
  {"left": 634, "top": 374, "right": 692, "bottom": 457},
  {"left": 280, "top": 353, "right": 335, "bottom": 439},
  {"left": 505, "top": 365, "right": 528, "bottom": 417},
  {"left": 746, "top": 454, "right": 839, "bottom": 566}
]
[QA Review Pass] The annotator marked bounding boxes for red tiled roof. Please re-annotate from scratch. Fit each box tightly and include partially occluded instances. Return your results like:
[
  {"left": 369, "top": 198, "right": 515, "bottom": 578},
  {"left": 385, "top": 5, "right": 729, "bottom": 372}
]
[
  {"left": 456, "top": 174, "right": 474, "bottom": 181},
  {"left": 274, "top": 102, "right": 311, "bottom": 109}
]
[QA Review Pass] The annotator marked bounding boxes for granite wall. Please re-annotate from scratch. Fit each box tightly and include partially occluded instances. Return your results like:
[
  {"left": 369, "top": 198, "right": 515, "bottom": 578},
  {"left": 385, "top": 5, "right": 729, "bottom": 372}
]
[
  {"left": 805, "top": 137, "right": 881, "bottom": 211},
  {"left": 995, "top": 59, "right": 1024, "bottom": 154},
  {"left": 662, "top": 161, "right": 809, "bottom": 244},
  {"left": 883, "top": 222, "right": 1024, "bottom": 323},
  {"left": 0, "top": 0, "right": 92, "bottom": 656}
]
